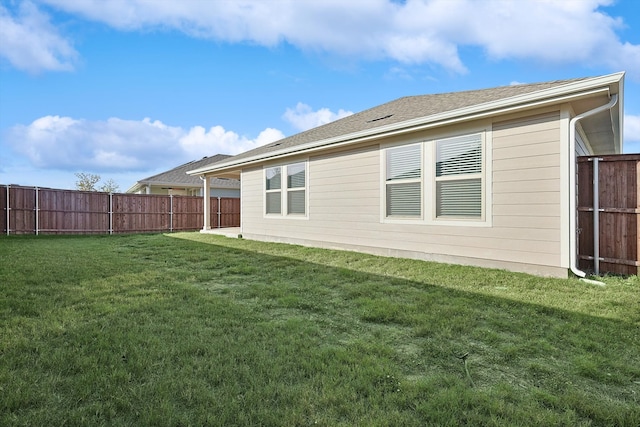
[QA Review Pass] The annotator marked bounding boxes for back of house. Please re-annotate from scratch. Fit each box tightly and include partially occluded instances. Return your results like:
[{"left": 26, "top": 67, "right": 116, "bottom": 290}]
[{"left": 189, "top": 72, "right": 625, "bottom": 278}]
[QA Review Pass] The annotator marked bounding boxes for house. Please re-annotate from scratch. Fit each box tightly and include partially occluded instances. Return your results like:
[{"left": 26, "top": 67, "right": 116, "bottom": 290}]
[
  {"left": 127, "top": 154, "right": 240, "bottom": 197},
  {"left": 188, "top": 72, "right": 625, "bottom": 278}
]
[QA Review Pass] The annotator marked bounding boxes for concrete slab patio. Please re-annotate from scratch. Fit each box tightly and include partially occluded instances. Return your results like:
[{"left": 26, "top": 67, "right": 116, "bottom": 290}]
[{"left": 199, "top": 227, "right": 241, "bottom": 238}]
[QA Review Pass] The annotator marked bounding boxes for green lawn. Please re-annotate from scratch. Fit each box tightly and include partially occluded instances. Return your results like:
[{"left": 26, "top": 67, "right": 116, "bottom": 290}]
[{"left": 1, "top": 233, "right": 639, "bottom": 426}]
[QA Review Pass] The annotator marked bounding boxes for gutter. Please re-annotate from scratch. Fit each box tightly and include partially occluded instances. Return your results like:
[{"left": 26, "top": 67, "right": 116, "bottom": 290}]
[{"left": 568, "top": 93, "right": 618, "bottom": 278}]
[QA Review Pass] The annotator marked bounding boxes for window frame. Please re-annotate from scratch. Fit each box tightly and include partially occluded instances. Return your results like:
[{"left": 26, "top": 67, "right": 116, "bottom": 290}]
[
  {"left": 433, "top": 133, "right": 484, "bottom": 220},
  {"left": 381, "top": 127, "right": 491, "bottom": 227},
  {"left": 286, "top": 161, "right": 307, "bottom": 215},
  {"left": 265, "top": 166, "right": 283, "bottom": 215},
  {"left": 384, "top": 143, "right": 423, "bottom": 219},
  {"left": 264, "top": 161, "right": 308, "bottom": 219}
]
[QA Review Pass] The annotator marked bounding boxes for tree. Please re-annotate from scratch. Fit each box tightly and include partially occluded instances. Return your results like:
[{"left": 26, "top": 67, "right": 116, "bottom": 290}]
[
  {"left": 75, "top": 172, "right": 101, "bottom": 191},
  {"left": 75, "top": 173, "right": 120, "bottom": 193},
  {"left": 99, "top": 178, "right": 120, "bottom": 193}
]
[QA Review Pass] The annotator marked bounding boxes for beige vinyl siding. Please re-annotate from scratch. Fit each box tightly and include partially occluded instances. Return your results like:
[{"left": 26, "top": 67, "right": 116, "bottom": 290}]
[
  {"left": 241, "top": 109, "right": 566, "bottom": 277},
  {"left": 492, "top": 111, "right": 561, "bottom": 237}
]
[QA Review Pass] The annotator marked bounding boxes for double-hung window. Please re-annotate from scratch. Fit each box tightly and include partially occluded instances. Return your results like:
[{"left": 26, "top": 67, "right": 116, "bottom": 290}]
[
  {"left": 265, "top": 167, "right": 282, "bottom": 214},
  {"left": 383, "top": 131, "right": 486, "bottom": 223},
  {"left": 265, "top": 162, "right": 307, "bottom": 216},
  {"left": 385, "top": 144, "right": 422, "bottom": 217},
  {"left": 286, "top": 162, "right": 306, "bottom": 215},
  {"left": 435, "top": 134, "right": 483, "bottom": 218}
]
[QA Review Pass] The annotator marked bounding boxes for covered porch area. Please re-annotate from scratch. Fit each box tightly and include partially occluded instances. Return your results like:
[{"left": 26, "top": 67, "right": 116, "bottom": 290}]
[{"left": 198, "top": 170, "right": 243, "bottom": 233}]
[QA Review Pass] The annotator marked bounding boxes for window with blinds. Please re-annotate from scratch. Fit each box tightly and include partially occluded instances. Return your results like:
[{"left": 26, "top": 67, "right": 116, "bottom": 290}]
[
  {"left": 385, "top": 144, "right": 421, "bottom": 217},
  {"left": 265, "top": 167, "right": 282, "bottom": 214},
  {"left": 265, "top": 163, "right": 307, "bottom": 217},
  {"left": 287, "top": 162, "right": 306, "bottom": 215},
  {"left": 435, "top": 134, "right": 482, "bottom": 218}
]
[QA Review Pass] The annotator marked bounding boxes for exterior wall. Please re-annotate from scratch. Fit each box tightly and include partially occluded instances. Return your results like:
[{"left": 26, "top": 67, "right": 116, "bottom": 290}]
[{"left": 240, "top": 109, "right": 567, "bottom": 277}]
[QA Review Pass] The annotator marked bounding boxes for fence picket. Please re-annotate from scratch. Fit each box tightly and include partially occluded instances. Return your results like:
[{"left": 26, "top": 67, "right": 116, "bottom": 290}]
[
  {"left": 577, "top": 155, "right": 639, "bottom": 275},
  {"left": 0, "top": 185, "right": 240, "bottom": 235}
]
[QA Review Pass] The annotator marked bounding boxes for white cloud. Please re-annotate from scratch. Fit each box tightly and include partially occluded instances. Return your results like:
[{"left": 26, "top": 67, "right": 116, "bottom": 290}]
[
  {"left": 0, "top": 1, "right": 77, "bottom": 73},
  {"left": 179, "top": 126, "right": 284, "bottom": 158},
  {"left": 32, "top": 0, "right": 640, "bottom": 77},
  {"left": 283, "top": 103, "right": 353, "bottom": 131},
  {"left": 624, "top": 114, "right": 640, "bottom": 153},
  {"left": 7, "top": 115, "right": 282, "bottom": 172}
]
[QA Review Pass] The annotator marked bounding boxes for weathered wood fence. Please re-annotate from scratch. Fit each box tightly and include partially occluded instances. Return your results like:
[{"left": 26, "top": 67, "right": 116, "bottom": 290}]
[
  {"left": 577, "top": 154, "right": 639, "bottom": 275},
  {"left": 0, "top": 185, "right": 240, "bottom": 235}
]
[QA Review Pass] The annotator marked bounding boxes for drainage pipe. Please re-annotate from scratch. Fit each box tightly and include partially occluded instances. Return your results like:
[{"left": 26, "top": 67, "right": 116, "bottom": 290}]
[
  {"left": 569, "top": 94, "right": 618, "bottom": 278},
  {"left": 592, "top": 157, "right": 601, "bottom": 275}
]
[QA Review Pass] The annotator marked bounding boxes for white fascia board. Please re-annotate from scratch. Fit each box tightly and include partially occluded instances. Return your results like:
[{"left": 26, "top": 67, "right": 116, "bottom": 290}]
[
  {"left": 125, "top": 182, "right": 143, "bottom": 193},
  {"left": 138, "top": 180, "right": 238, "bottom": 189},
  {"left": 188, "top": 72, "right": 624, "bottom": 176}
]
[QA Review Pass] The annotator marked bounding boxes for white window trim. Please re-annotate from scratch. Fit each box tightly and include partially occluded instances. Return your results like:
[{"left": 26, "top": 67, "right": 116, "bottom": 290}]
[
  {"left": 263, "top": 161, "right": 309, "bottom": 219},
  {"left": 381, "top": 126, "right": 492, "bottom": 227}
]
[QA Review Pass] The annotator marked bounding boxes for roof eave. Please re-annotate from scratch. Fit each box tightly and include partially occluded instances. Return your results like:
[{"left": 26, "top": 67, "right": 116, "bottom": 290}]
[{"left": 188, "top": 72, "right": 625, "bottom": 176}]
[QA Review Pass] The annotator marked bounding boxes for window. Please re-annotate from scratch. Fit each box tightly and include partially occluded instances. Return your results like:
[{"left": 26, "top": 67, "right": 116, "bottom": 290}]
[
  {"left": 287, "top": 162, "right": 306, "bottom": 215},
  {"left": 385, "top": 144, "right": 421, "bottom": 217},
  {"left": 265, "top": 162, "right": 307, "bottom": 217},
  {"left": 435, "top": 134, "right": 482, "bottom": 218},
  {"left": 383, "top": 131, "right": 486, "bottom": 223},
  {"left": 265, "top": 167, "right": 282, "bottom": 214}
]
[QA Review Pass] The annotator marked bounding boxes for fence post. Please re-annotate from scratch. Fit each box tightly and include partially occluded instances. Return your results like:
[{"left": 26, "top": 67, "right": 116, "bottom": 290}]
[
  {"left": 109, "top": 193, "right": 113, "bottom": 235},
  {"left": 170, "top": 194, "right": 174, "bottom": 232},
  {"left": 592, "top": 157, "right": 602, "bottom": 275},
  {"left": 217, "top": 197, "right": 221, "bottom": 228},
  {"left": 35, "top": 186, "right": 39, "bottom": 235},
  {"left": 5, "top": 184, "right": 9, "bottom": 235}
]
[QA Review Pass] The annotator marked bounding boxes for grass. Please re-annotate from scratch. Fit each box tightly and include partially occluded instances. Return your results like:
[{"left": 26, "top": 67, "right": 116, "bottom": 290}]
[{"left": 1, "top": 232, "right": 639, "bottom": 426}]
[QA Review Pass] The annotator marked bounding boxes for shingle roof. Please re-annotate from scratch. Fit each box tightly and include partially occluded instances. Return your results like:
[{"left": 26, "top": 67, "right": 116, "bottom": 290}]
[
  {"left": 136, "top": 154, "right": 239, "bottom": 188},
  {"left": 215, "top": 77, "right": 589, "bottom": 166}
]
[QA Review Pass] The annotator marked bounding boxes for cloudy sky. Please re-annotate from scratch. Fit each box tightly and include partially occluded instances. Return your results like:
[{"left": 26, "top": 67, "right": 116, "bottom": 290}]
[{"left": 1, "top": 0, "right": 639, "bottom": 191}]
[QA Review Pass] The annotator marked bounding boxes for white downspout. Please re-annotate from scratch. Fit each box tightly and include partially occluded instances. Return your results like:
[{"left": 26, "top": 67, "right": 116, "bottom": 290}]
[{"left": 568, "top": 93, "right": 618, "bottom": 278}]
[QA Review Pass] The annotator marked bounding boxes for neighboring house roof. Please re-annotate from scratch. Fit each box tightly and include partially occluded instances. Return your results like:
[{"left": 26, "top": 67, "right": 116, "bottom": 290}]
[
  {"left": 188, "top": 73, "right": 624, "bottom": 178},
  {"left": 127, "top": 154, "right": 240, "bottom": 193}
]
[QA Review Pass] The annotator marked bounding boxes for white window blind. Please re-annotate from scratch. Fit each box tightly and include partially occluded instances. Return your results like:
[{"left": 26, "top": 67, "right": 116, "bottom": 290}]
[
  {"left": 287, "top": 162, "right": 306, "bottom": 215},
  {"left": 386, "top": 144, "right": 421, "bottom": 217},
  {"left": 265, "top": 167, "right": 282, "bottom": 214},
  {"left": 266, "top": 167, "right": 281, "bottom": 190},
  {"left": 266, "top": 192, "right": 282, "bottom": 214},
  {"left": 435, "top": 134, "right": 482, "bottom": 218},
  {"left": 387, "top": 144, "right": 421, "bottom": 180},
  {"left": 287, "top": 163, "right": 305, "bottom": 189},
  {"left": 436, "top": 179, "right": 482, "bottom": 217},
  {"left": 387, "top": 182, "right": 421, "bottom": 216},
  {"left": 287, "top": 191, "right": 305, "bottom": 214}
]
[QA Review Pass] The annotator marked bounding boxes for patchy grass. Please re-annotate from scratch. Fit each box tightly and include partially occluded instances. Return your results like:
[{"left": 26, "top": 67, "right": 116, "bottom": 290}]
[{"left": 1, "top": 233, "right": 638, "bottom": 426}]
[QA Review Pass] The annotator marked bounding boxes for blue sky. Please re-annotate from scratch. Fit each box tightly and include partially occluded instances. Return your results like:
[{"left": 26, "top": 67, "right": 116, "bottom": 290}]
[{"left": 1, "top": 0, "right": 639, "bottom": 191}]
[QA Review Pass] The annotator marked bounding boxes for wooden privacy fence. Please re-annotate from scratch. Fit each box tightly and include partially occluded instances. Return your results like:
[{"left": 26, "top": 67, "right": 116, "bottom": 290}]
[
  {"left": 0, "top": 185, "right": 240, "bottom": 235},
  {"left": 577, "top": 154, "right": 639, "bottom": 275}
]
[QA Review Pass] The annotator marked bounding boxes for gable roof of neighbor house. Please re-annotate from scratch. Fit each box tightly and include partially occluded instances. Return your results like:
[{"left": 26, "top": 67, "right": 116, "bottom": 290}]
[
  {"left": 188, "top": 72, "right": 624, "bottom": 177},
  {"left": 127, "top": 154, "right": 240, "bottom": 193}
]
